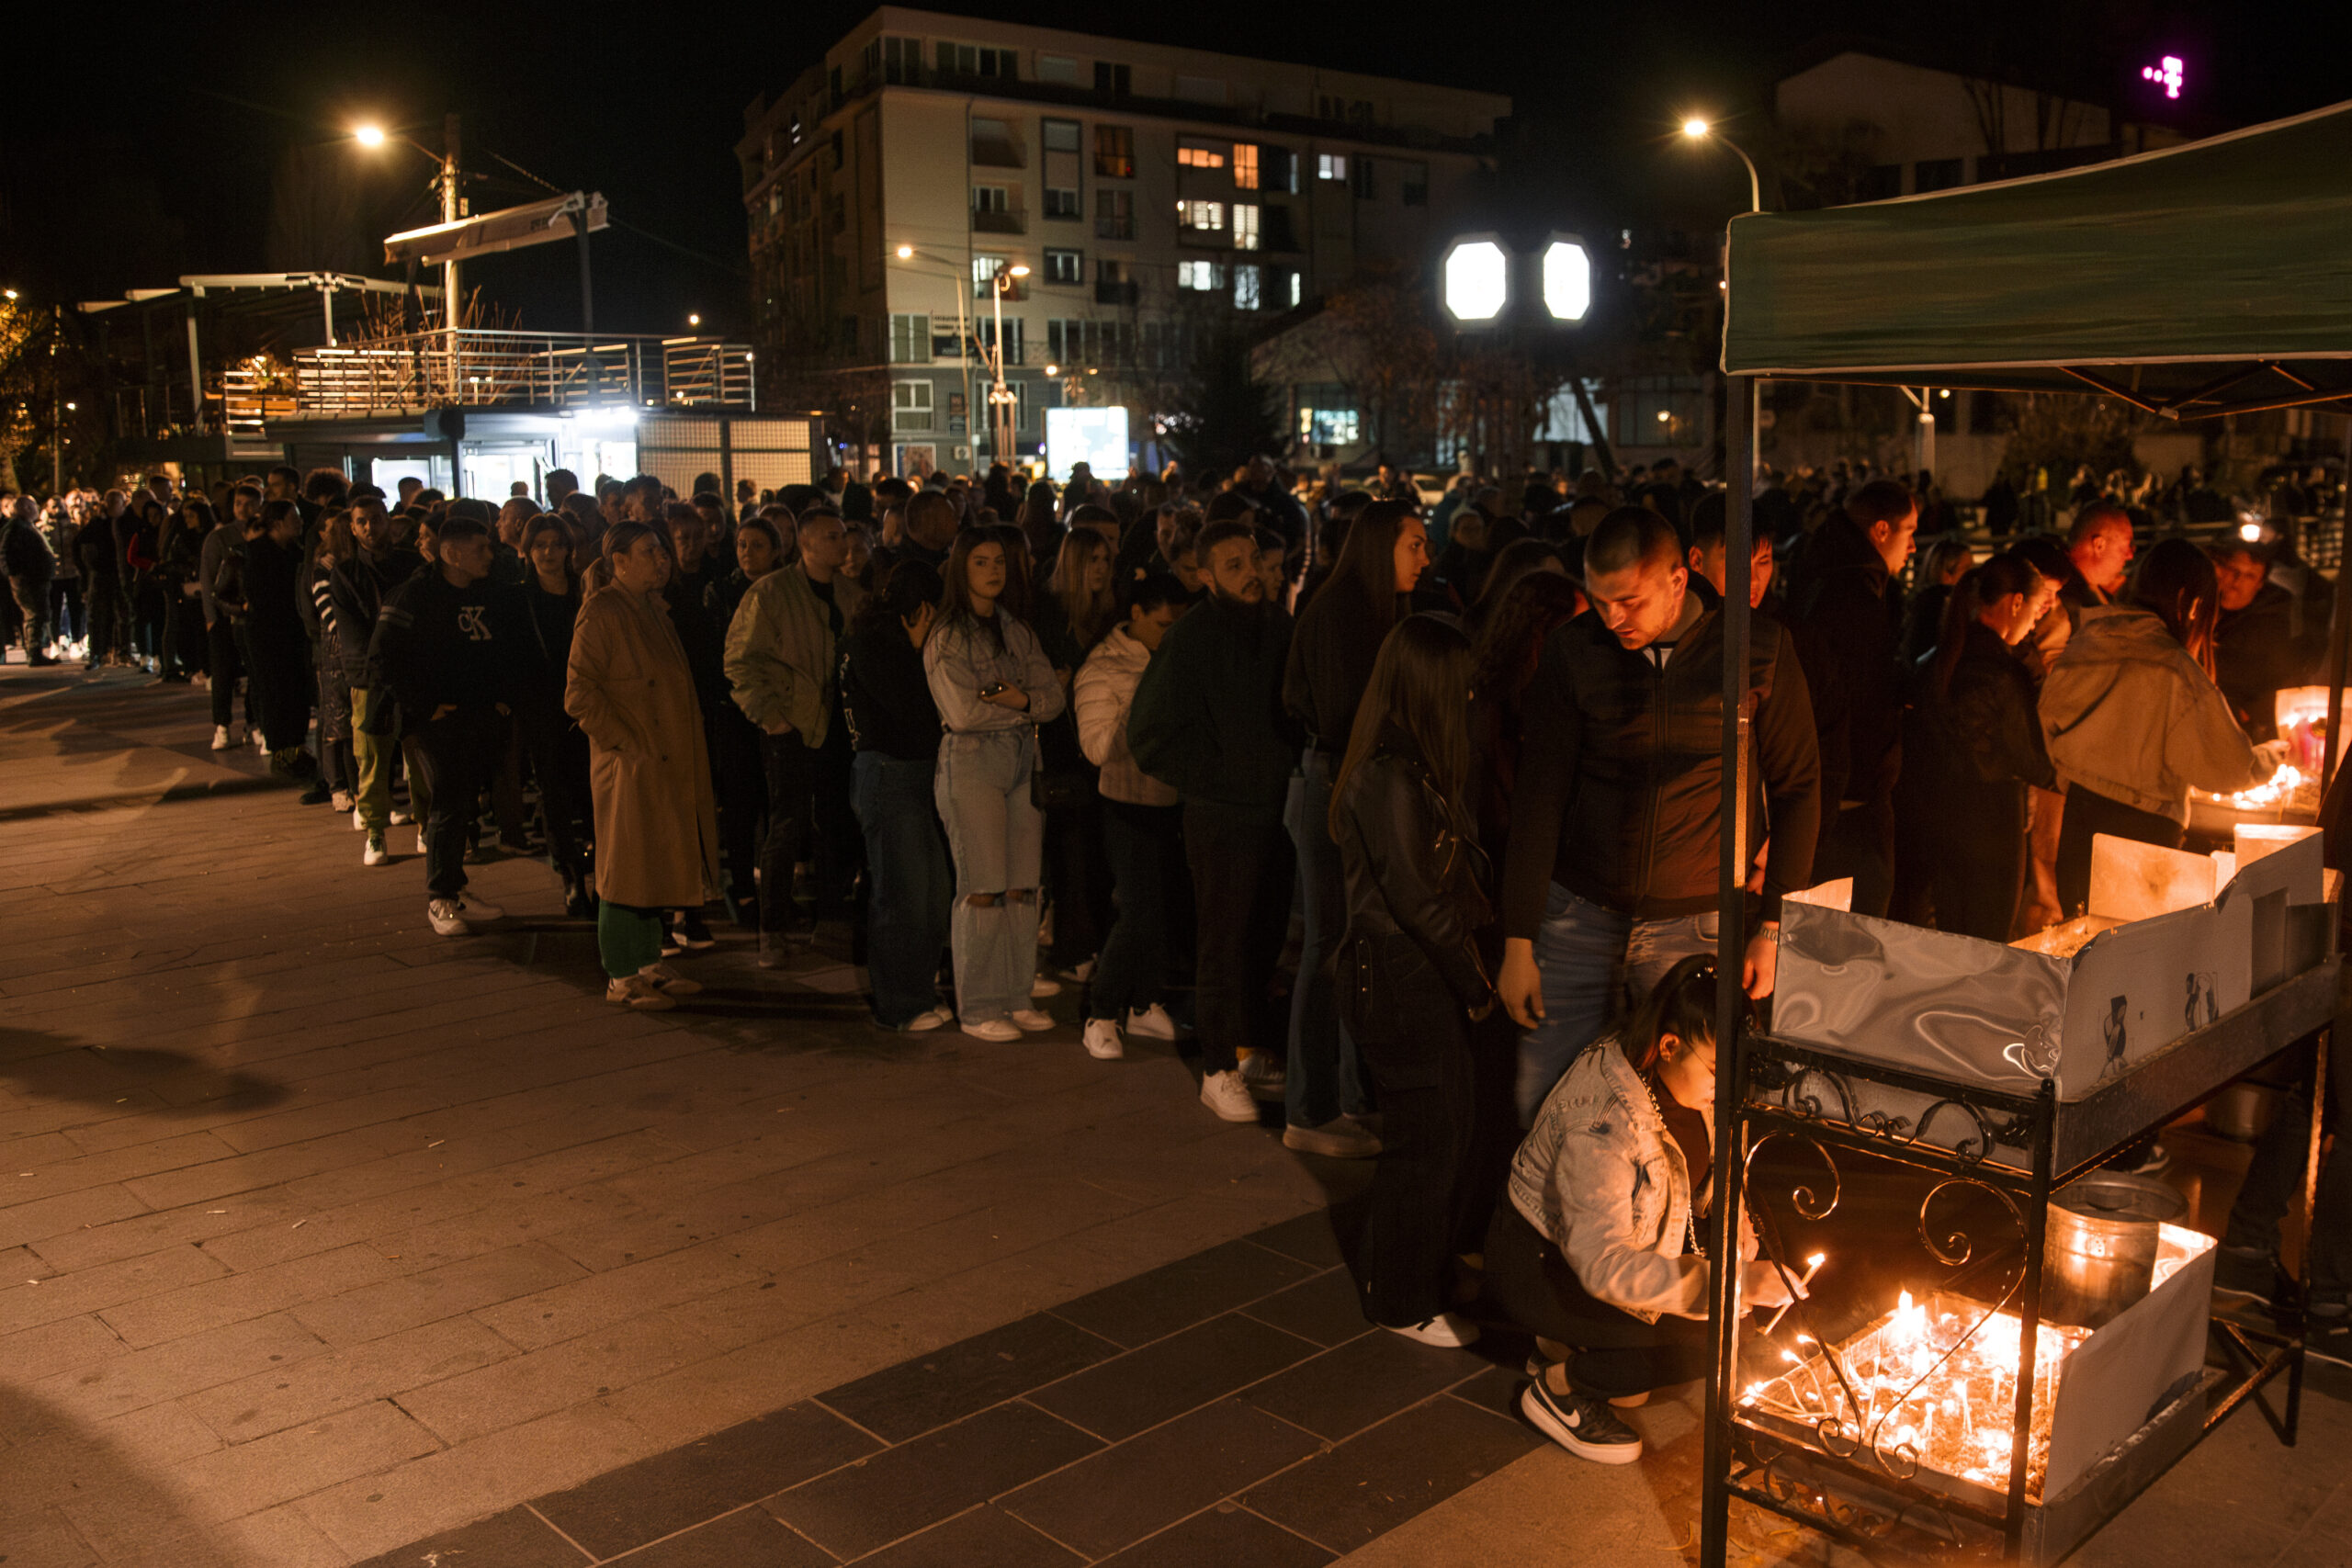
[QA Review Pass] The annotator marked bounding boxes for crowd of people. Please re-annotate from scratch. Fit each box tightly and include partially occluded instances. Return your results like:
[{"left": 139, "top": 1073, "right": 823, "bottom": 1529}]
[{"left": 2, "top": 443, "right": 2343, "bottom": 1457}]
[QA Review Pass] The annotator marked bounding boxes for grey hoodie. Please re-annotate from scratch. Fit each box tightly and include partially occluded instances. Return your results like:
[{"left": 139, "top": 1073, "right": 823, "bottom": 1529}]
[{"left": 2040, "top": 604, "right": 2272, "bottom": 823}]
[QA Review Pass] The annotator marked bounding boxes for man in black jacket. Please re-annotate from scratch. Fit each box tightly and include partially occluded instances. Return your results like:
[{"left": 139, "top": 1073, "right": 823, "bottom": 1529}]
[
  {"left": 1787, "top": 479, "right": 1914, "bottom": 918},
  {"left": 367, "top": 513, "right": 517, "bottom": 937},
  {"left": 1129, "top": 518, "right": 1300, "bottom": 1126},
  {"left": 77, "top": 491, "right": 128, "bottom": 664},
  {"left": 2213, "top": 540, "right": 2307, "bottom": 740},
  {"left": 331, "top": 491, "right": 421, "bottom": 865},
  {"left": 3, "top": 495, "right": 58, "bottom": 666},
  {"left": 1497, "top": 507, "right": 1821, "bottom": 1123},
  {"left": 242, "top": 499, "right": 318, "bottom": 784}
]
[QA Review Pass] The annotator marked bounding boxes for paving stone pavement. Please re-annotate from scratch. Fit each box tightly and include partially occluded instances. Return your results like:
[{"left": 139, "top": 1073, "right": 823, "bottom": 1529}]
[{"left": 5, "top": 662, "right": 2346, "bottom": 1568}]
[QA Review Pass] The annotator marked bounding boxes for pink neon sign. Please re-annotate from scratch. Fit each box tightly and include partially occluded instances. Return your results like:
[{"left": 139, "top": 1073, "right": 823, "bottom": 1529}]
[{"left": 2142, "top": 55, "right": 2184, "bottom": 99}]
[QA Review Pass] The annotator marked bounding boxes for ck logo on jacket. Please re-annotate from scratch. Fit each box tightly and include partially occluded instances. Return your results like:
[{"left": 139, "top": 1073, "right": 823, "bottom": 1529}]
[{"left": 457, "top": 604, "right": 492, "bottom": 641}]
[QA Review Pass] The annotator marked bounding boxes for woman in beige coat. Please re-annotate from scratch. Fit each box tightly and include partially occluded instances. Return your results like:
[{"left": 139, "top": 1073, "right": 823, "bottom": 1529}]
[{"left": 565, "top": 521, "right": 722, "bottom": 1009}]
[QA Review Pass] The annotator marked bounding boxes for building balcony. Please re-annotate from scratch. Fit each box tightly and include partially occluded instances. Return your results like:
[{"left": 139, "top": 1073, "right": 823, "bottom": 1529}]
[
  {"left": 972, "top": 209, "right": 1027, "bottom": 235},
  {"left": 223, "top": 331, "right": 757, "bottom": 423}
]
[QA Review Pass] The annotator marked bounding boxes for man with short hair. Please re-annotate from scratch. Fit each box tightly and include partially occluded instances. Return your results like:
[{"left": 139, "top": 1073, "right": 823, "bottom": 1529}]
[
  {"left": 2064, "top": 503, "right": 2135, "bottom": 615},
  {"left": 1129, "top": 518, "right": 1300, "bottom": 1123},
  {"left": 2212, "top": 541, "right": 2304, "bottom": 740},
  {"left": 1787, "top": 479, "right": 1915, "bottom": 917},
  {"left": 1238, "top": 455, "right": 1307, "bottom": 552},
  {"left": 367, "top": 514, "right": 516, "bottom": 936},
  {"left": 332, "top": 493, "right": 421, "bottom": 864},
  {"left": 546, "top": 468, "right": 580, "bottom": 509},
  {"left": 396, "top": 476, "right": 425, "bottom": 511},
  {"left": 2, "top": 495, "right": 59, "bottom": 665},
  {"left": 725, "top": 507, "right": 867, "bottom": 964},
  {"left": 1498, "top": 506, "right": 1821, "bottom": 1122}
]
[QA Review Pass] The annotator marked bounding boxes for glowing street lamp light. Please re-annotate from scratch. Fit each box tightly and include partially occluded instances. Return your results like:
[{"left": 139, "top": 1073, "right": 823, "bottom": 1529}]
[
  {"left": 1442, "top": 237, "right": 1509, "bottom": 322},
  {"left": 1542, "top": 238, "right": 1591, "bottom": 321},
  {"left": 1678, "top": 114, "right": 1762, "bottom": 214},
  {"left": 354, "top": 123, "right": 388, "bottom": 148}
]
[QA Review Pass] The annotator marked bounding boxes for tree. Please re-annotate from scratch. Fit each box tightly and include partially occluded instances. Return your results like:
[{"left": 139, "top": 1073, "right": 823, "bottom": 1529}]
[
  {"left": 1996, "top": 390, "right": 2148, "bottom": 482},
  {"left": 1161, "top": 323, "right": 1284, "bottom": 480}
]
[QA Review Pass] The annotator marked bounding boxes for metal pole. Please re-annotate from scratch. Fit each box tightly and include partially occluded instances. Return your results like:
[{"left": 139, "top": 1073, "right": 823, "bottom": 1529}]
[
  {"left": 1698, "top": 370, "right": 1754, "bottom": 1568},
  {"left": 184, "top": 303, "right": 204, "bottom": 435},
  {"left": 322, "top": 282, "right": 336, "bottom": 348},
  {"left": 577, "top": 226, "right": 594, "bottom": 335},
  {"left": 442, "top": 113, "right": 462, "bottom": 397},
  {"left": 991, "top": 276, "right": 1011, "bottom": 467},
  {"left": 51, "top": 305, "right": 63, "bottom": 493}
]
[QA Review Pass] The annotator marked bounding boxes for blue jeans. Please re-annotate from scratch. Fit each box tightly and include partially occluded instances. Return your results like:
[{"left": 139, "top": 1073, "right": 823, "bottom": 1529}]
[
  {"left": 1516, "top": 883, "right": 1720, "bottom": 1123},
  {"left": 1092, "top": 799, "right": 1178, "bottom": 1021},
  {"left": 934, "top": 728, "right": 1043, "bottom": 1023},
  {"left": 1285, "top": 751, "right": 1364, "bottom": 1127},
  {"left": 854, "top": 752, "right": 954, "bottom": 1027}
]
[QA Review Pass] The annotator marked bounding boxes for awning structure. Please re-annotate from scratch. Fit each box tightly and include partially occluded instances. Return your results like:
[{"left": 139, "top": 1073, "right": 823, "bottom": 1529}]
[
  {"left": 1722, "top": 100, "right": 2352, "bottom": 420},
  {"left": 385, "top": 192, "right": 608, "bottom": 269}
]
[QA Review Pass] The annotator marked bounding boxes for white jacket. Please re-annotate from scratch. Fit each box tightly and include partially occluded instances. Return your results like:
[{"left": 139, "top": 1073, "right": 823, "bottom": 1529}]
[
  {"left": 2041, "top": 604, "right": 2270, "bottom": 823},
  {"left": 1508, "top": 1039, "right": 1757, "bottom": 1323},
  {"left": 1074, "top": 626, "right": 1178, "bottom": 807}
]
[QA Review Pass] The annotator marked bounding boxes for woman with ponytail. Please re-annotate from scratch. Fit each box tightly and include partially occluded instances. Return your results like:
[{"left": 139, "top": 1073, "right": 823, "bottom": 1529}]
[{"left": 1894, "top": 550, "right": 2059, "bottom": 940}]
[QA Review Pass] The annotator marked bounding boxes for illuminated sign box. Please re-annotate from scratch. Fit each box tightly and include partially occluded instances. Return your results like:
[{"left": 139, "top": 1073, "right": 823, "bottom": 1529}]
[{"left": 1046, "top": 406, "right": 1129, "bottom": 482}]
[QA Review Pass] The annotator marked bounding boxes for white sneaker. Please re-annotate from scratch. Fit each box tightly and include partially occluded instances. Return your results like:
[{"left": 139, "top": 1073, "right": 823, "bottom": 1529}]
[
  {"left": 1200, "top": 1069, "right": 1259, "bottom": 1123},
  {"left": 1082, "top": 1019, "right": 1124, "bottom": 1059},
  {"left": 390, "top": 807, "right": 413, "bottom": 825},
  {"left": 414, "top": 829, "right": 428, "bottom": 856},
  {"left": 1010, "top": 1009, "right": 1056, "bottom": 1032},
  {"left": 363, "top": 834, "right": 389, "bottom": 867},
  {"left": 606, "top": 974, "right": 676, "bottom": 1010},
  {"left": 456, "top": 896, "right": 504, "bottom": 922},
  {"left": 1126, "top": 1005, "right": 1180, "bottom": 1041},
  {"left": 897, "top": 1006, "right": 953, "bottom": 1032},
  {"left": 961, "top": 1018, "right": 1023, "bottom": 1042},
  {"left": 1029, "top": 974, "right": 1063, "bottom": 998},
  {"left": 331, "top": 790, "right": 353, "bottom": 814},
  {"left": 1386, "top": 1314, "right": 1480, "bottom": 1348},
  {"left": 426, "top": 897, "right": 473, "bottom": 937},
  {"left": 351, "top": 807, "right": 366, "bottom": 831},
  {"left": 210, "top": 725, "right": 231, "bottom": 750},
  {"left": 638, "top": 961, "right": 702, "bottom": 996}
]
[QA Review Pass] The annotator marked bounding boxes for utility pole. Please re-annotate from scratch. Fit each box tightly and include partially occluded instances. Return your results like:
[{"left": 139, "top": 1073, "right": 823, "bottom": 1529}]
[
  {"left": 441, "top": 113, "right": 462, "bottom": 390},
  {"left": 51, "top": 305, "right": 63, "bottom": 494}
]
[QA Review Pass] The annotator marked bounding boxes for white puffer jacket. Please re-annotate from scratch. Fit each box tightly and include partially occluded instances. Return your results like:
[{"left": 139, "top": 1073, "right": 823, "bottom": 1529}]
[
  {"left": 1074, "top": 626, "right": 1178, "bottom": 807},
  {"left": 1507, "top": 1039, "right": 1757, "bottom": 1324}
]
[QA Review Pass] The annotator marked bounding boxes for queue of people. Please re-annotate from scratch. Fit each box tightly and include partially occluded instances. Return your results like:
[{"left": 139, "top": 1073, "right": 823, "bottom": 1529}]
[{"left": 6, "top": 446, "right": 2345, "bottom": 1449}]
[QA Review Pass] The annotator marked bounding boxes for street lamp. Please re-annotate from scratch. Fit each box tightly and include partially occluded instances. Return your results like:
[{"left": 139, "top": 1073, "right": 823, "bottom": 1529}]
[
  {"left": 1681, "top": 115, "right": 1766, "bottom": 476},
  {"left": 688, "top": 313, "right": 701, "bottom": 328},
  {"left": 354, "top": 118, "right": 463, "bottom": 367},
  {"left": 987, "top": 265, "right": 1030, "bottom": 468}
]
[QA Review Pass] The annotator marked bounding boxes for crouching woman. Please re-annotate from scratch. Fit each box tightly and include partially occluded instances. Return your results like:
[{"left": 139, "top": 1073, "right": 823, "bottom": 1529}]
[{"left": 1485, "top": 955, "right": 1798, "bottom": 1464}]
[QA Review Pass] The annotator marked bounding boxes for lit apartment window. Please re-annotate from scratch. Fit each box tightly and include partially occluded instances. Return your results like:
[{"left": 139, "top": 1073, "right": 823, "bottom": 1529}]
[
  {"left": 893, "top": 380, "right": 934, "bottom": 431},
  {"left": 1231, "top": 204, "right": 1260, "bottom": 251},
  {"left": 1095, "top": 189, "right": 1135, "bottom": 240},
  {"left": 1094, "top": 125, "right": 1134, "bottom": 178},
  {"left": 973, "top": 254, "right": 1009, "bottom": 295},
  {"left": 1177, "top": 199, "right": 1225, "bottom": 235},
  {"left": 1045, "top": 248, "right": 1083, "bottom": 284},
  {"left": 888, "top": 313, "right": 933, "bottom": 364},
  {"left": 1177, "top": 260, "right": 1226, "bottom": 291},
  {"left": 1317, "top": 153, "right": 1347, "bottom": 182},
  {"left": 1288, "top": 272, "right": 1304, "bottom": 308},
  {"left": 1232, "top": 144, "right": 1259, "bottom": 189},
  {"left": 1233, "top": 264, "right": 1261, "bottom": 310},
  {"left": 1177, "top": 139, "right": 1227, "bottom": 170}
]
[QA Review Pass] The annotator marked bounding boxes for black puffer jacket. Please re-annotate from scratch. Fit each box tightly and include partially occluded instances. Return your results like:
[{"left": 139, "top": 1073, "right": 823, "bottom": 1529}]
[
  {"left": 1500, "top": 585, "right": 1822, "bottom": 936},
  {"left": 1333, "top": 727, "right": 1495, "bottom": 1046}
]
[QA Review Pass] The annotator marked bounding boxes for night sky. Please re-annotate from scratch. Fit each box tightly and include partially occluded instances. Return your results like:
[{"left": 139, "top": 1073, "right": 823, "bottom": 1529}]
[{"left": 6, "top": 0, "right": 2340, "bottom": 338}]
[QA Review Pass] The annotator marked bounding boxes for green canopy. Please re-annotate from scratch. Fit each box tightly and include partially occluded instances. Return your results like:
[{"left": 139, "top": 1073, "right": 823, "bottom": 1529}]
[{"left": 1722, "top": 100, "right": 2352, "bottom": 419}]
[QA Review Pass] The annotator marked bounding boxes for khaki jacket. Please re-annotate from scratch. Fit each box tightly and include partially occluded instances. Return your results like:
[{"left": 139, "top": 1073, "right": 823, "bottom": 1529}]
[
  {"left": 1508, "top": 1040, "right": 1757, "bottom": 1324},
  {"left": 723, "top": 564, "right": 867, "bottom": 745},
  {"left": 2041, "top": 604, "right": 2270, "bottom": 823},
  {"left": 564, "top": 580, "right": 720, "bottom": 908}
]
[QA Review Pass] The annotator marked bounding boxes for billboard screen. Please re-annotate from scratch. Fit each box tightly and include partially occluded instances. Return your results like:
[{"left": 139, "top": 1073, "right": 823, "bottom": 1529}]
[{"left": 1046, "top": 406, "right": 1130, "bottom": 483}]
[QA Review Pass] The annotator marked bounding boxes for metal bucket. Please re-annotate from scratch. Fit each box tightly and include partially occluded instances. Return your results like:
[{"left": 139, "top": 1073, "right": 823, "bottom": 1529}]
[
  {"left": 2206, "top": 1081, "right": 2278, "bottom": 1143},
  {"left": 2041, "top": 1173, "right": 2188, "bottom": 1329}
]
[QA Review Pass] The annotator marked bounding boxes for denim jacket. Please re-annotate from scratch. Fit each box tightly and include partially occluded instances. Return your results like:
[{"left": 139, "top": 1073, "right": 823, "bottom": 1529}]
[{"left": 1507, "top": 1037, "right": 1757, "bottom": 1324}]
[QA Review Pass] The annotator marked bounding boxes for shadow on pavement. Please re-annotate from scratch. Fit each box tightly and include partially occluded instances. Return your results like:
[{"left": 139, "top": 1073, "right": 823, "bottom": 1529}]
[
  {"left": 0, "top": 1383, "right": 241, "bottom": 1567},
  {"left": 0, "top": 1029, "right": 288, "bottom": 1114}
]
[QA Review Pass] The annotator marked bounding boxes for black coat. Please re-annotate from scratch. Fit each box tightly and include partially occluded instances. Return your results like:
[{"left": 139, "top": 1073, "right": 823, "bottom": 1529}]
[
  {"left": 1282, "top": 577, "right": 1397, "bottom": 755},
  {"left": 1788, "top": 513, "right": 1904, "bottom": 805},
  {"left": 2215, "top": 581, "right": 2305, "bottom": 741}
]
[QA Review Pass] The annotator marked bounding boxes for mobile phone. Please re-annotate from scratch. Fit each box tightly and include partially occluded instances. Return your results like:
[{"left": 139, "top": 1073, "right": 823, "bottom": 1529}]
[{"left": 979, "top": 681, "right": 1008, "bottom": 698}]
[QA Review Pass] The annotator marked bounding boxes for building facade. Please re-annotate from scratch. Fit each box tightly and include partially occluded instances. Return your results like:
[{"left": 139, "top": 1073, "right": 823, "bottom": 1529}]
[{"left": 737, "top": 6, "right": 1507, "bottom": 477}]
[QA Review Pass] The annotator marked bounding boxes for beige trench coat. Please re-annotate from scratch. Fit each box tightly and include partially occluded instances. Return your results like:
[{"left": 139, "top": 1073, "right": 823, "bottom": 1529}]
[{"left": 564, "top": 579, "right": 721, "bottom": 908}]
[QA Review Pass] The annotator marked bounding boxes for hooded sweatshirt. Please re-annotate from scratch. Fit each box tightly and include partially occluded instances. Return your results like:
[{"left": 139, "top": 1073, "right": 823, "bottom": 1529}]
[{"left": 2040, "top": 604, "right": 2272, "bottom": 822}]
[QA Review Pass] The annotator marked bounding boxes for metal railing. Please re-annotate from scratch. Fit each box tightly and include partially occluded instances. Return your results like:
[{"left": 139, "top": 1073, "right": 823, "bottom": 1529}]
[{"left": 215, "top": 331, "right": 756, "bottom": 423}]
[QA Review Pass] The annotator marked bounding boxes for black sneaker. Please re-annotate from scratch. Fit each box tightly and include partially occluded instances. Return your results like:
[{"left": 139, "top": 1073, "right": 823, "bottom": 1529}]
[
  {"left": 676, "top": 911, "right": 717, "bottom": 950},
  {"left": 1521, "top": 1368, "right": 1645, "bottom": 1464},
  {"left": 2110, "top": 1140, "right": 2171, "bottom": 1177},
  {"left": 2213, "top": 1245, "right": 2281, "bottom": 1307}
]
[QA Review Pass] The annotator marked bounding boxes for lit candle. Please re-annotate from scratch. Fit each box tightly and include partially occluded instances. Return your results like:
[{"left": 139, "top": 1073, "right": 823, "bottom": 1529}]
[{"left": 1762, "top": 1252, "right": 1829, "bottom": 1336}]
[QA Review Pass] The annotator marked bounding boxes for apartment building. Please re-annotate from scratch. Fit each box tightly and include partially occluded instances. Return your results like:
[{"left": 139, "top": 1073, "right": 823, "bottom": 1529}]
[{"left": 737, "top": 6, "right": 1507, "bottom": 475}]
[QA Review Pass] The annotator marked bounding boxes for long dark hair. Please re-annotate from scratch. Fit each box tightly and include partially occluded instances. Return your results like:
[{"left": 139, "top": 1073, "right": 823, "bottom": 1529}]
[
  {"left": 1472, "top": 569, "right": 1583, "bottom": 713},
  {"left": 521, "top": 515, "right": 581, "bottom": 593},
  {"left": 1329, "top": 614, "right": 1474, "bottom": 840},
  {"left": 1467, "top": 537, "right": 1565, "bottom": 634},
  {"left": 1621, "top": 953, "right": 1738, "bottom": 1074},
  {"left": 937, "top": 528, "right": 1012, "bottom": 647},
  {"left": 1930, "top": 549, "right": 2039, "bottom": 696},
  {"left": 1323, "top": 497, "right": 1421, "bottom": 633},
  {"left": 2131, "top": 536, "right": 2221, "bottom": 676},
  {"left": 1049, "top": 527, "right": 1116, "bottom": 651}
]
